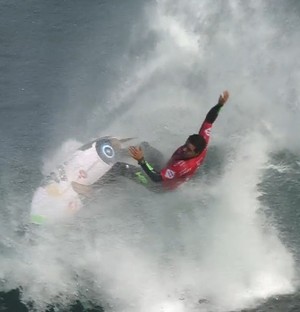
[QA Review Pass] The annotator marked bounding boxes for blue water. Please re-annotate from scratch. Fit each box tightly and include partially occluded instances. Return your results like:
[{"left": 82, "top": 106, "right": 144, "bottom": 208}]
[{"left": 1, "top": 1, "right": 300, "bottom": 311}]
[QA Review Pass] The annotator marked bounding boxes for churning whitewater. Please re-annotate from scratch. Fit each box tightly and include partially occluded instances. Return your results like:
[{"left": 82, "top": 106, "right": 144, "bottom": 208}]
[{"left": 1, "top": 1, "right": 300, "bottom": 311}]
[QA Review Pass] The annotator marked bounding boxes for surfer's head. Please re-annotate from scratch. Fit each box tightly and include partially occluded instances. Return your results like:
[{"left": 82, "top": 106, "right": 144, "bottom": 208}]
[
  {"left": 173, "top": 134, "right": 206, "bottom": 160},
  {"left": 187, "top": 134, "right": 207, "bottom": 153}
]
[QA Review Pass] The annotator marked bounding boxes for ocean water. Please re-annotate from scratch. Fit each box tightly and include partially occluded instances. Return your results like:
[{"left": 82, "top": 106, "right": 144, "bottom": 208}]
[{"left": 1, "top": 0, "right": 300, "bottom": 311}]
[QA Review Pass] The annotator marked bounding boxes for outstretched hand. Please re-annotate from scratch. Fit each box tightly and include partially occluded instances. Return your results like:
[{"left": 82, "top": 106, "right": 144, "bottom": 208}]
[
  {"left": 218, "top": 90, "right": 229, "bottom": 105},
  {"left": 128, "top": 146, "right": 144, "bottom": 162}
]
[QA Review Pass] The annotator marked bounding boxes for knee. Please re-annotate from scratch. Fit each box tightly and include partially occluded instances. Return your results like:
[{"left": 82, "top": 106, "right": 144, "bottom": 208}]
[{"left": 112, "top": 162, "right": 130, "bottom": 175}]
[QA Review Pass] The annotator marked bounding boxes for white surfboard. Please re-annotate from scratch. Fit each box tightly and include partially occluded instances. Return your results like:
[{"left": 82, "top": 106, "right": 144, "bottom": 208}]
[{"left": 30, "top": 136, "right": 133, "bottom": 224}]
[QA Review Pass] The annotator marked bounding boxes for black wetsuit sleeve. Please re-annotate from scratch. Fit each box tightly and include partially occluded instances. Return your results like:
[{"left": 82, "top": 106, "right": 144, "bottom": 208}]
[
  {"left": 204, "top": 103, "right": 223, "bottom": 124},
  {"left": 138, "top": 159, "right": 163, "bottom": 182}
]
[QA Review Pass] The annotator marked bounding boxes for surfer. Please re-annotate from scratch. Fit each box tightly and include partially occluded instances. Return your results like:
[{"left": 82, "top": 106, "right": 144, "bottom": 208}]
[
  {"left": 72, "top": 90, "right": 229, "bottom": 195},
  {"left": 31, "top": 91, "right": 229, "bottom": 223},
  {"left": 128, "top": 90, "right": 229, "bottom": 190}
]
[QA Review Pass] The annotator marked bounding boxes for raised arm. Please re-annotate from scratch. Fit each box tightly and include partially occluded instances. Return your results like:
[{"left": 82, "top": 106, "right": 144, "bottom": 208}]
[{"left": 199, "top": 90, "right": 229, "bottom": 138}]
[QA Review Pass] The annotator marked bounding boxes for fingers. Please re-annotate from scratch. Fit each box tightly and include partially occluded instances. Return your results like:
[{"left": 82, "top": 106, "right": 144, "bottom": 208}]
[
  {"left": 128, "top": 146, "right": 137, "bottom": 158},
  {"left": 130, "top": 146, "right": 139, "bottom": 156},
  {"left": 222, "top": 90, "right": 229, "bottom": 101},
  {"left": 128, "top": 146, "right": 143, "bottom": 161},
  {"left": 219, "top": 90, "right": 229, "bottom": 104},
  {"left": 128, "top": 146, "right": 137, "bottom": 155}
]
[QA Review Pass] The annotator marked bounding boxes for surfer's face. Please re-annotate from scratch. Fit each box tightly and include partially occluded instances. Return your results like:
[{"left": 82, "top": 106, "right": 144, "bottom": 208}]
[
  {"left": 173, "top": 140, "right": 198, "bottom": 160},
  {"left": 182, "top": 141, "right": 198, "bottom": 158}
]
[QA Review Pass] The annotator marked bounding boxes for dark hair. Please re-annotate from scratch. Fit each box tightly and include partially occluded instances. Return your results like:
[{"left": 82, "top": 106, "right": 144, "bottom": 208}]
[{"left": 187, "top": 134, "right": 207, "bottom": 153}]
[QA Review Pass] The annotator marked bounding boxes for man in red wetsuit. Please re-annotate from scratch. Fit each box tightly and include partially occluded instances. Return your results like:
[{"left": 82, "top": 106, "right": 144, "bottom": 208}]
[{"left": 128, "top": 90, "right": 229, "bottom": 190}]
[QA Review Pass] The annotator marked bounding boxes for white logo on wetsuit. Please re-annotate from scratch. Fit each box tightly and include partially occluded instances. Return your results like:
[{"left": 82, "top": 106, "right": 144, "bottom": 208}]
[
  {"left": 204, "top": 128, "right": 211, "bottom": 136},
  {"left": 102, "top": 144, "right": 115, "bottom": 158},
  {"left": 165, "top": 169, "right": 175, "bottom": 179}
]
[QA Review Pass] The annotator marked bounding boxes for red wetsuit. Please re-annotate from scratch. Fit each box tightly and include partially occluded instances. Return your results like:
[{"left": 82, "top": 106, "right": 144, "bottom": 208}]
[
  {"left": 138, "top": 103, "right": 223, "bottom": 190},
  {"left": 160, "top": 120, "right": 212, "bottom": 189}
]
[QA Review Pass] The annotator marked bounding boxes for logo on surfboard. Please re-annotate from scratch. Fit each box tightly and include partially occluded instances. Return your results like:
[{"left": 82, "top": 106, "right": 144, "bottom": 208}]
[{"left": 102, "top": 144, "right": 115, "bottom": 158}]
